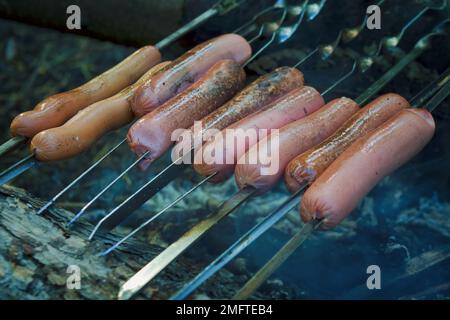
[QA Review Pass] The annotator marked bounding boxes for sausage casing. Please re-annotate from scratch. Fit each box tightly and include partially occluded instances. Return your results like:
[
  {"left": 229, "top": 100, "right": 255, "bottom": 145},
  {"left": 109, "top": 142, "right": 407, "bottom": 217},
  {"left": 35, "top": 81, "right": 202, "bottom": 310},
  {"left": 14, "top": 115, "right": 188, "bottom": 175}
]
[
  {"left": 30, "top": 61, "right": 171, "bottom": 162},
  {"left": 128, "top": 59, "right": 246, "bottom": 170},
  {"left": 235, "top": 97, "right": 359, "bottom": 192},
  {"left": 284, "top": 93, "right": 410, "bottom": 193},
  {"left": 300, "top": 108, "right": 435, "bottom": 229},
  {"left": 132, "top": 34, "right": 251, "bottom": 117},
  {"left": 171, "top": 67, "right": 305, "bottom": 165},
  {"left": 11, "top": 45, "right": 161, "bottom": 138},
  {"left": 193, "top": 86, "right": 324, "bottom": 182}
]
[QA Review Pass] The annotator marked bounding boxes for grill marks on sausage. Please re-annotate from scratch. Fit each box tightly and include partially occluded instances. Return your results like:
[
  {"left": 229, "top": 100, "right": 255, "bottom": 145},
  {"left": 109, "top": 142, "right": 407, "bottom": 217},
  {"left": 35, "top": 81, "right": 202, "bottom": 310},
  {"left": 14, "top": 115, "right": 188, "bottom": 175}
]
[
  {"left": 127, "top": 60, "right": 246, "bottom": 170},
  {"left": 198, "top": 67, "right": 305, "bottom": 132}
]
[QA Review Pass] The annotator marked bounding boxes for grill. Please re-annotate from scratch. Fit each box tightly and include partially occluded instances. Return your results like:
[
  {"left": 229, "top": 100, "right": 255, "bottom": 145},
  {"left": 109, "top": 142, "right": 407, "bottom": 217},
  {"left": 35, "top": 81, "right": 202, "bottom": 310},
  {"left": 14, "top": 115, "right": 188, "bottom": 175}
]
[{"left": 0, "top": 0, "right": 449, "bottom": 300}]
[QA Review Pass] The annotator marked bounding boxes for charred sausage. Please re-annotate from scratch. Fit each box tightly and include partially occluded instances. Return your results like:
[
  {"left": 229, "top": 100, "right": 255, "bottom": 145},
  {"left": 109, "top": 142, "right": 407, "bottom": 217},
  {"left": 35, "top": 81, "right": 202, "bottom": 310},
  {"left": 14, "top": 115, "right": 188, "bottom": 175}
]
[
  {"left": 193, "top": 86, "right": 324, "bottom": 182},
  {"left": 30, "top": 61, "right": 171, "bottom": 162},
  {"left": 128, "top": 59, "right": 246, "bottom": 170},
  {"left": 284, "top": 93, "right": 410, "bottom": 193},
  {"left": 171, "top": 67, "right": 305, "bottom": 164},
  {"left": 132, "top": 34, "right": 252, "bottom": 117},
  {"left": 300, "top": 108, "right": 435, "bottom": 229},
  {"left": 235, "top": 97, "right": 359, "bottom": 192},
  {"left": 11, "top": 45, "right": 161, "bottom": 138}
]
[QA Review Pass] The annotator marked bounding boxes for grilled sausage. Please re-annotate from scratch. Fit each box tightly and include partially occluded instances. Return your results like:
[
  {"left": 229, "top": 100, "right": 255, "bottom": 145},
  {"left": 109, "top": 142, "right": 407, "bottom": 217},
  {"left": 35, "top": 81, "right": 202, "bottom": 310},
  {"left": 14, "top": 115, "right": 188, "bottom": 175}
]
[
  {"left": 132, "top": 34, "right": 252, "bottom": 117},
  {"left": 11, "top": 46, "right": 161, "bottom": 138},
  {"left": 193, "top": 86, "right": 324, "bottom": 182},
  {"left": 300, "top": 108, "right": 435, "bottom": 229},
  {"left": 284, "top": 93, "right": 410, "bottom": 193},
  {"left": 171, "top": 66, "right": 305, "bottom": 167},
  {"left": 30, "top": 61, "right": 171, "bottom": 162},
  {"left": 235, "top": 97, "right": 359, "bottom": 192},
  {"left": 128, "top": 60, "right": 246, "bottom": 170}
]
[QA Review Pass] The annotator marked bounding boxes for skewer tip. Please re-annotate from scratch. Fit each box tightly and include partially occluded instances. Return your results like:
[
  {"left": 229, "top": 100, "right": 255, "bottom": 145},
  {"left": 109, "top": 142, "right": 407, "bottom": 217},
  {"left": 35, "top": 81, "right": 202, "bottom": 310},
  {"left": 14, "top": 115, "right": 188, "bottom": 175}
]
[{"left": 117, "top": 287, "right": 134, "bottom": 300}]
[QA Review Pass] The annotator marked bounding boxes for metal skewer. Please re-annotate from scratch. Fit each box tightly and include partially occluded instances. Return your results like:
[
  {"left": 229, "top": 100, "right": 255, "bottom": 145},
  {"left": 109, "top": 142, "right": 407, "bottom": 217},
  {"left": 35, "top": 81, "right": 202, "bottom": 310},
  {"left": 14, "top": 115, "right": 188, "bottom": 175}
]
[
  {"left": 34, "top": 0, "right": 296, "bottom": 216},
  {"left": 87, "top": 0, "right": 321, "bottom": 238},
  {"left": 233, "top": 73, "right": 450, "bottom": 300},
  {"left": 171, "top": 185, "right": 307, "bottom": 300},
  {"left": 233, "top": 219, "right": 323, "bottom": 299},
  {"left": 168, "top": 25, "right": 450, "bottom": 299}
]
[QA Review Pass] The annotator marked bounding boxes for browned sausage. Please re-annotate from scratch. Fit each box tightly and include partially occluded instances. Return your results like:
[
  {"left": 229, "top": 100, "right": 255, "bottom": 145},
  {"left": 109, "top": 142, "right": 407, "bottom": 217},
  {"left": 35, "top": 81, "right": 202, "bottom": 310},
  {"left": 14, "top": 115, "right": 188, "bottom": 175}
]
[
  {"left": 171, "top": 67, "right": 305, "bottom": 164},
  {"left": 234, "top": 97, "right": 359, "bottom": 192},
  {"left": 284, "top": 93, "right": 410, "bottom": 193},
  {"left": 193, "top": 86, "right": 324, "bottom": 183},
  {"left": 128, "top": 60, "right": 246, "bottom": 170},
  {"left": 300, "top": 108, "right": 435, "bottom": 229},
  {"left": 30, "top": 61, "right": 171, "bottom": 162},
  {"left": 132, "top": 34, "right": 252, "bottom": 117},
  {"left": 11, "top": 45, "right": 162, "bottom": 138}
]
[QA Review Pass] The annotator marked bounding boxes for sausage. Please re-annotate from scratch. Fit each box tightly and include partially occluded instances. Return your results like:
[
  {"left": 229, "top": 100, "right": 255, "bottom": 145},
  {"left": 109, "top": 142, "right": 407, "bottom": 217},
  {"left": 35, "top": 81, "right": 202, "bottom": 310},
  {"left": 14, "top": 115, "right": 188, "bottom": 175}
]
[
  {"left": 132, "top": 34, "right": 252, "bottom": 117},
  {"left": 172, "top": 66, "right": 305, "bottom": 163},
  {"left": 284, "top": 93, "right": 410, "bottom": 193},
  {"left": 193, "top": 86, "right": 324, "bottom": 182},
  {"left": 30, "top": 61, "right": 171, "bottom": 162},
  {"left": 235, "top": 97, "right": 359, "bottom": 192},
  {"left": 10, "top": 45, "right": 162, "bottom": 138},
  {"left": 128, "top": 59, "right": 246, "bottom": 170},
  {"left": 300, "top": 108, "right": 435, "bottom": 229}
]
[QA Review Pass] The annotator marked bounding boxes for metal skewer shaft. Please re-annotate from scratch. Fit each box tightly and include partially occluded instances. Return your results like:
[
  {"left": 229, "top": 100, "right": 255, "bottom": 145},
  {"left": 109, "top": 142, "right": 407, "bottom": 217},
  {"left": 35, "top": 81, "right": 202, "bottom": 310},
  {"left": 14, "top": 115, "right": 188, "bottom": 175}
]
[
  {"left": 117, "top": 186, "right": 257, "bottom": 300},
  {"left": 233, "top": 219, "right": 322, "bottom": 299},
  {"left": 170, "top": 185, "right": 306, "bottom": 300},
  {"left": 0, "top": 136, "right": 26, "bottom": 158},
  {"left": 99, "top": 172, "right": 216, "bottom": 256}
]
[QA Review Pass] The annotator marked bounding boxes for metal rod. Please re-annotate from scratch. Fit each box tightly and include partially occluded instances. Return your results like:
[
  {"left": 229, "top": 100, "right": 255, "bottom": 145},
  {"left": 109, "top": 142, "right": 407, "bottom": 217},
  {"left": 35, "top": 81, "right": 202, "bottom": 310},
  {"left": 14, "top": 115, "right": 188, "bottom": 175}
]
[
  {"left": 100, "top": 173, "right": 217, "bottom": 256},
  {"left": 170, "top": 184, "right": 307, "bottom": 300},
  {"left": 0, "top": 154, "right": 37, "bottom": 186},
  {"left": 0, "top": 153, "right": 35, "bottom": 179},
  {"left": 38, "top": 137, "right": 128, "bottom": 215},
  {"left": 66, "top": 150, "right": 150, "bottom": 223},
  {"left": 233, "top": 219, "right": 322, "bottom": 299},
  {"left": 426, "top": 77, "right": 450, "bottom": 112},
  {"left": 410, "top": 67, "right": 450, "bottom": 107},
  {"left": 0, "top": 136, "right": 26, "bottom": 158},
  {"left": 118, "top": 186, "right": 257, "bottom": 300},
  {"left": 321, "top": 60, "right": 357, "bottom": 97}
]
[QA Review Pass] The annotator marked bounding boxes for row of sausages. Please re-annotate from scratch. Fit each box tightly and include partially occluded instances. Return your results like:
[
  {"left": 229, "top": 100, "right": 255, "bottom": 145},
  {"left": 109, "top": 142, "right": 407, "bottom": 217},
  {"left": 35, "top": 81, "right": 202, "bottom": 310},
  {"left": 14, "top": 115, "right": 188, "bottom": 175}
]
[{"left": 7, "top": 33, "right": 436, "bottom": 230}]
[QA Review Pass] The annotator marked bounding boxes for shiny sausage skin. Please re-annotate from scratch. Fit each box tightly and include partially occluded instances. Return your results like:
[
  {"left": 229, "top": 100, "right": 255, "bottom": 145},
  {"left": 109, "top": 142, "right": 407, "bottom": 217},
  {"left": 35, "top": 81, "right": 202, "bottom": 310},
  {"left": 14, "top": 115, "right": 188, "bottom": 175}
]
[
  {"left": 128, "top": 60, "right": 246, "bottom": 170},
  {"left": 194, "top": 86, "right": 324, "bottom": 182},
  {"left": 284, "top": 93, "right": 410, "bottom": 193},
  {"left": 132, "top": 34, "right": 252, "bottom": 117},
  {"left": 30, "top": 62, "right": 171, "bottom": 162},
  {"left": 300, "top": 108, "right": 435, "bottom": 229},
  {"left": 235, "top": 97, "right": 359, "bottom": 192},
  {"left": 171, "top": 67, "right": 304, "bottom": 164},
  {"left": 11, "top": 46, "right": 161, "bottom": 138}
]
